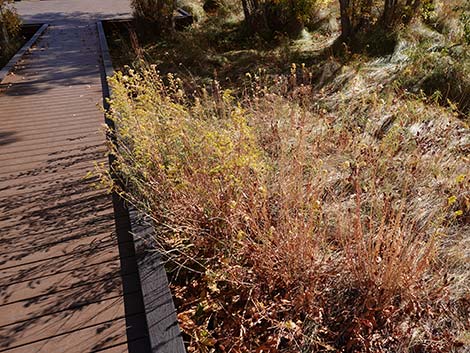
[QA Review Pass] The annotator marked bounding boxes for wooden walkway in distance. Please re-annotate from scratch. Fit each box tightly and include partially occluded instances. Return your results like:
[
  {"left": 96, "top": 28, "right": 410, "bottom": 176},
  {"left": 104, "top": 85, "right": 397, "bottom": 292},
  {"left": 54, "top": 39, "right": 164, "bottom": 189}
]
[{"left": 0, "top": 16, "right": 149, "bottom": 353}]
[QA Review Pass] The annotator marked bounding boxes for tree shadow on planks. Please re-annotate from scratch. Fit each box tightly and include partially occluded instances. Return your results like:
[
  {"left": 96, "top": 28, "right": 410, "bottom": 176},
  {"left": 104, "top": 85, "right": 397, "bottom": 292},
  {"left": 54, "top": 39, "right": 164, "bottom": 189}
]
[
  {"left": 0, "top": 12, "right": 129, "bottom": 97},
  {"left": 0, "top": 131, "right": 19, "bottom": 147},
  {"left": 0, "top": 138, "right": 148, "bottom": 352},
  {"left": 21, "top": 11, "right": 131, "bottom": 26}
]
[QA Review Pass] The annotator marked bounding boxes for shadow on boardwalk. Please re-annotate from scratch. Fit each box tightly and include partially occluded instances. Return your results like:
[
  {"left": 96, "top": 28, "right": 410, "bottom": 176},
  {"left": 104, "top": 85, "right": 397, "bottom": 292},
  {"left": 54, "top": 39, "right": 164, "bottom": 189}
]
[
  {"left": 0, "top": 142, "right": 137, "bottom": 351},
  {"left": 1, "top": 11, "right": 129, "bottom": 98},
  {"left": 0, "top": 4, "right": 151, "bottom": 351}
]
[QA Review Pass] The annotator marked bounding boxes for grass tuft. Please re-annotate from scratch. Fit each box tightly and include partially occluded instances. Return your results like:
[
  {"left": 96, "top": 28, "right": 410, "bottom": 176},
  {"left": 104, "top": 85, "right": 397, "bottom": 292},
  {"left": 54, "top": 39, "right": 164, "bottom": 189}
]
[{"left": 99, "top": 60, "right": 469, "bottom": 351}]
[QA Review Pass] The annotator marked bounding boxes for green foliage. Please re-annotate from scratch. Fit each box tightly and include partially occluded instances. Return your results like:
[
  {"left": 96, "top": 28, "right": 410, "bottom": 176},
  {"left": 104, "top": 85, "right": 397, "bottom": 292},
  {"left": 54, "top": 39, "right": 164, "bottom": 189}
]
[
  {"left": 274, "top": 0, "right": 320, "bottom": 23},
  {"left": 0, "top": 0, "right": 21, "bottom": 60},
  {"left": 421, "top": 0, "right": 437, "bottom": 23}
]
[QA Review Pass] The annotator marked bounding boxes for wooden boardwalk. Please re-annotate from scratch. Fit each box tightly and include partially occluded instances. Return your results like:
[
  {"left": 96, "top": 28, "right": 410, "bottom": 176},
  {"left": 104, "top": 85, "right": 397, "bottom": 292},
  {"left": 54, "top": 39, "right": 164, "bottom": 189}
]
[{"left": 0, "top": 12, "right": 150, "bottom": 353}]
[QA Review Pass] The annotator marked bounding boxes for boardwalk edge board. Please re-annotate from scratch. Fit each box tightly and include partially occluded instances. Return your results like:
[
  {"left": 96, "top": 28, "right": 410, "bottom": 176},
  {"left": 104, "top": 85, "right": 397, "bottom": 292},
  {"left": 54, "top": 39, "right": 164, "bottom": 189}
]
[
  {"left": 0, "top": 23, "right": 49, "bottom": 84},
  {"left": 96, "top": 20, "right": 186, "bottom": 353}
]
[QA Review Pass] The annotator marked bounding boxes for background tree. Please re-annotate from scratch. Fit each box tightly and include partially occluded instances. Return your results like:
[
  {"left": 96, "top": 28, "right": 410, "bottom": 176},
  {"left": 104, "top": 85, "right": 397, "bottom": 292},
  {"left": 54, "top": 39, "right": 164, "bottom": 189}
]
[
  {"left": 382, "top": 0, "right": 422, "bottom": 27},
  {"left": 241, "top": 0, "right": 317, "bottom": 38}
]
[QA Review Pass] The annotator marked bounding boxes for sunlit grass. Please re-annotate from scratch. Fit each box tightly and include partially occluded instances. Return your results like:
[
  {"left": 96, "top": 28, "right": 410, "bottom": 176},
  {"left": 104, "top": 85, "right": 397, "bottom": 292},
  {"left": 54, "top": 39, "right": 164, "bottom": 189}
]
[{"left": 99, "top": 59, "right": 469, "bottom": 351}]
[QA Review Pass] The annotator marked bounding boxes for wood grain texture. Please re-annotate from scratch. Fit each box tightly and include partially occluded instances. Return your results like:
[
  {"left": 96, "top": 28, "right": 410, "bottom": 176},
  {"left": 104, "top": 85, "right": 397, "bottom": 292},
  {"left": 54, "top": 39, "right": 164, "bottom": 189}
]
[{"left": 0, "top": 7, "right": 148, "bottom": 352}]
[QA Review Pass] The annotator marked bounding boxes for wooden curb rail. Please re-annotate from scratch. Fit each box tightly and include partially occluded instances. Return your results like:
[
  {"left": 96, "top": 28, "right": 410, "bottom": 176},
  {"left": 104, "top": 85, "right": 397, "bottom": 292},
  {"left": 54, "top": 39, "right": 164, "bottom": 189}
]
[
  {"left": 96, "top": 20, "right": 186, "bottom": 353},
  {"left": 0, "top": 23, "right": 48, "bottom": 83}
]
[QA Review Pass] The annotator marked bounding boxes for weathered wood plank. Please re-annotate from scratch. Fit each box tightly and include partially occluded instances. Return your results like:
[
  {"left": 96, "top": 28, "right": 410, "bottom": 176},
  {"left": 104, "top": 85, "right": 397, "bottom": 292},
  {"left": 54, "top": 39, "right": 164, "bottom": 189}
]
[{"left": 0, "top": 14, "right": 143, "bottom": 352}]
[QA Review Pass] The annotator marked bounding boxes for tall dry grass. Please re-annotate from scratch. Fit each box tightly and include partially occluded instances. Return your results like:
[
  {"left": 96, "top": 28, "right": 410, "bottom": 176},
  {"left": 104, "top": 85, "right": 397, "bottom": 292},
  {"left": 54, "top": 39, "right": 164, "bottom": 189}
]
[{"left": 102, "top": 64, "right": 469, "bottom": 352}]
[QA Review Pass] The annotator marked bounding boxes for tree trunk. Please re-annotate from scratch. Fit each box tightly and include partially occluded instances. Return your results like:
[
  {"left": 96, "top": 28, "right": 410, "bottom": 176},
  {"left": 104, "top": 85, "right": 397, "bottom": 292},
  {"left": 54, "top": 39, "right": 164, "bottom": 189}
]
[
  {"left": 241, "top": 0, "right": 271, "bottom": 38},
  {"left": 382, "top": 0, "right": 398, "bottom": 27},
  {"left": 339, "top": 0, "right": 353, "bottom": 40},
  {"left": 361, "top": 0, "right": 373, "bottom": 29},
  {"left": 241, "top": 0, "right": 251, "bottom": 21}
]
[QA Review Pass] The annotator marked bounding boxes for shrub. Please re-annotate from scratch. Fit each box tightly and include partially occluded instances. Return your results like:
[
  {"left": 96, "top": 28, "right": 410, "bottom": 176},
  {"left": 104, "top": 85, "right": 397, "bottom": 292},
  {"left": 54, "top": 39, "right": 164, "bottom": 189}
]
[
  {"left": 241, "top": 0, "right": 322, "bottom": 38},
  {"left": 338, "top": 0, "right": 429, "bottom": 43},
  {"left": 0, "top": 0, "right": 21, "bottom": 62},
  {"left": 131, "top": 0, "right": 175, "bottom": 35}
]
